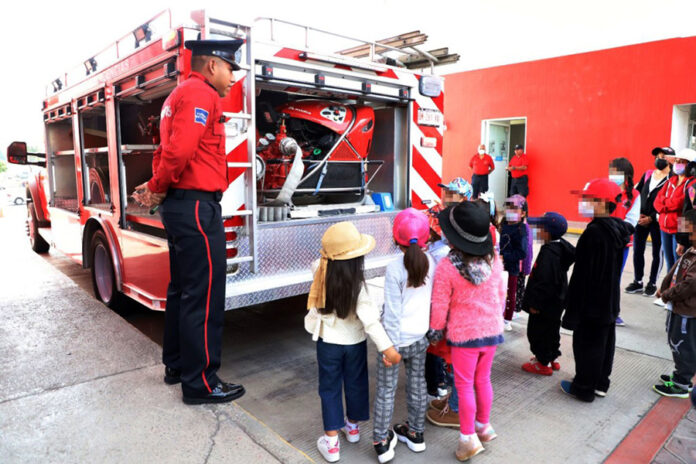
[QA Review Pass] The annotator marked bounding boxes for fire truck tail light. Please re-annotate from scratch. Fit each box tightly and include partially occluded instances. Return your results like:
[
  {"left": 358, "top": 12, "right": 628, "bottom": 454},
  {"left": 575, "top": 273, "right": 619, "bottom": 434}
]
[
  {"left": 163, "top": 29, "right": 181, "bottom": 51},
  {"left": 421, "top": 137, "right": 437, "bottom": 148}
]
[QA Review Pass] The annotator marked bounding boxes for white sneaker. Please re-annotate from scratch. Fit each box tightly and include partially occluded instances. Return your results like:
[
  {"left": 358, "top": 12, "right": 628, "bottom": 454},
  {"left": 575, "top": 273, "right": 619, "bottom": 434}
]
[
  {"left": 340, "top": 421, "right": 360, "bottom": 443},
  {"left": 654, "top": 297, "right": 666, "bottom": 307},
  {"left": 504, "top": 321, "right": 513, "bottom": 332},
  {"left": 317, "top": 435, "right": 340, "bottom": 463}
]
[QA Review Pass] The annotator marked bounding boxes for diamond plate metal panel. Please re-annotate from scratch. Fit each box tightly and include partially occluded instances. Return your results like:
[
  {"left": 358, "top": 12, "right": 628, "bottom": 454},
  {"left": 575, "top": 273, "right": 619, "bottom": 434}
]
[{"left": 224, "top": 211, "right": 399, "bottom": 309}]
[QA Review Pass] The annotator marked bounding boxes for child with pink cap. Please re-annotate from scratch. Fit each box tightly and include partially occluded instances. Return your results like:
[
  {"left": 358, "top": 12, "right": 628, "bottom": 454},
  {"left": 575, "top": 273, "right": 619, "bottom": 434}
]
[{"left": 373, "top": 208, "right": 434, "bottom": 463}]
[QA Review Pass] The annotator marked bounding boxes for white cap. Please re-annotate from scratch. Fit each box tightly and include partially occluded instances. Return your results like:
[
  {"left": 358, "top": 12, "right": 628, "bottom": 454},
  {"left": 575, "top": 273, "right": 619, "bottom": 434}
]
[{"left": 675, "top": 148, "right": 696, "bottom": 162}]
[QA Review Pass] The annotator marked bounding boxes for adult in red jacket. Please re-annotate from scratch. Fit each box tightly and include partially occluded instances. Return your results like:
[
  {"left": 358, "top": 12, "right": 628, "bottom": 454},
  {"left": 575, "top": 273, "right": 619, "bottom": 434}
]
[
  {"left": 133, "top": 40, "right": 245, "bottom": 405},
  {"left": 469, "top": 144, "right": 495, "bottom": 198},
  {"left": 654, "top": 148, "right": 696, "bottom": 272}
]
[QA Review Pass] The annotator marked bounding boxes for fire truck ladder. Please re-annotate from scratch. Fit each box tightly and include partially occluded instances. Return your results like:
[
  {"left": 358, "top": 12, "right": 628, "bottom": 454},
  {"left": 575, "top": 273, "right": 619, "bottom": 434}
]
[
  {"left": 254, "top": 17, "right": 453, "bottom": 73},
  {"left": 193, "top": 12, "right": 259, "bottom": 274}
]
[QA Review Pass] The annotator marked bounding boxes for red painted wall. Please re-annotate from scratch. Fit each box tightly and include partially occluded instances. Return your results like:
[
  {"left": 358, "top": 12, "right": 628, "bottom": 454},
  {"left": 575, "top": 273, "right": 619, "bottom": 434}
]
[{"left": 443, "top": 36, "right": 696, "bottom": 220}]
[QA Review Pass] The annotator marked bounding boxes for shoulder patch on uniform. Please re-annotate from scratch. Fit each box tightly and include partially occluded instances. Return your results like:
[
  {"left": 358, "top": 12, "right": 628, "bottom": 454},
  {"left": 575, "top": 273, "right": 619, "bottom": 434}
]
[
  {"left": 194, "top": 107, "right": 209, "bottom": 126},
  {"left": 689, "top": 186, "right": 696, "bottom": 204}
]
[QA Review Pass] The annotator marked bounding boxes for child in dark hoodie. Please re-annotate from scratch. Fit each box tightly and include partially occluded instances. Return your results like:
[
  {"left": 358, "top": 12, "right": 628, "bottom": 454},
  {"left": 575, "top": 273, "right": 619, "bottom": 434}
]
[
  {"left": 561, "top": 179, "right": 634, "bottom": 402},
  {"left": 654, "top": 208, "right": 696, "bottom": 398},
  {"left": 521, "top": 212, "right": 576, "bottom": 376}
]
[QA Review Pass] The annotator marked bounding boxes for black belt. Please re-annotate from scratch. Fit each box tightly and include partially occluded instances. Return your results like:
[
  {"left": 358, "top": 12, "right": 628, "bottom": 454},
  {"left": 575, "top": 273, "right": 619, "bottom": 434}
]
[{"left": 168, "top": 189, "right": 223, "bottom": 202}]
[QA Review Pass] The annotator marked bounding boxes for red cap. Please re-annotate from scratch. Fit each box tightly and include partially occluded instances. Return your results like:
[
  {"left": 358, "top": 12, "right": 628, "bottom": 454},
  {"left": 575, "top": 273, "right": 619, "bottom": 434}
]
[{"left": 571, "top": 178, "right": 622, "bottom": 203}]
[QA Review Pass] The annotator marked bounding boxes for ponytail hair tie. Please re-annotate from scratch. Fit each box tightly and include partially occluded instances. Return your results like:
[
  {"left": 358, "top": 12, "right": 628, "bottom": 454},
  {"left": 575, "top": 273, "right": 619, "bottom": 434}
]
[{"left": 409, "top": 238, "right": 418, "bottom": 244}]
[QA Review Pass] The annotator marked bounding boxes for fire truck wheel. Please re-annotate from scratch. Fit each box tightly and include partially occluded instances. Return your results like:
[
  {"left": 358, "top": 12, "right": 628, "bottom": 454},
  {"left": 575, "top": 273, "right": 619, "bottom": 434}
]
[
  {"left": 27, "top": 201, "right": 49, "bottom": 253},
  {"left": 90, "top": 230, "right": 124, "bottom": 308}
]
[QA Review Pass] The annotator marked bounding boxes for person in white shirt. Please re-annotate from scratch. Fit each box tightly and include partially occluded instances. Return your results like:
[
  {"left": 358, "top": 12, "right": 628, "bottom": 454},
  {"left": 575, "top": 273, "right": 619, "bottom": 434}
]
[{"left": 373, "top": 208, "right": 433, "bottom": 463}]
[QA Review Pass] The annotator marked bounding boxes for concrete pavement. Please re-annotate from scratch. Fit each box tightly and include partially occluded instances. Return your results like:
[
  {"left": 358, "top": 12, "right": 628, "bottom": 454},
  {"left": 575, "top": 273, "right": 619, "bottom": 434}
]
[
  {"left": 0, "top": 203, "right": 694, "bottom": 463},
  {"left": 0, "top": 205, "right": 310, "bottom": 464}
]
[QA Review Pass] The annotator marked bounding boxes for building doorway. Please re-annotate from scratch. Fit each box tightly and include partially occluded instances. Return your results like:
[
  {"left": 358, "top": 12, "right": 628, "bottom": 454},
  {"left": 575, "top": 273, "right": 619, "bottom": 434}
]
[
  {"left": 482, "top": 118, "right": 526, "bottom": 206},
  {"left": 672, "top": 104, "right": 696, "bottom": 151}
]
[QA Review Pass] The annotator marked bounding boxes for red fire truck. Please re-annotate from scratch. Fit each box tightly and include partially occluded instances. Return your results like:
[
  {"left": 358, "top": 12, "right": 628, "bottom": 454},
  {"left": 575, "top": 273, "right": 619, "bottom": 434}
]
[{"left": 7, "top": 10, "right": 454, "bottom": 310}]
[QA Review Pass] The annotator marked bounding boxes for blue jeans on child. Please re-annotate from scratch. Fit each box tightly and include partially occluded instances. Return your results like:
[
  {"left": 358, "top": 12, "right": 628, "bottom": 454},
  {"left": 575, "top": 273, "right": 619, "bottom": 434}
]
[
  {"left": 661, "top": 231, "right": 678, "bottom": 272},
  {"left": 317, "top": 338, "right": 370, "bottom": 431}
]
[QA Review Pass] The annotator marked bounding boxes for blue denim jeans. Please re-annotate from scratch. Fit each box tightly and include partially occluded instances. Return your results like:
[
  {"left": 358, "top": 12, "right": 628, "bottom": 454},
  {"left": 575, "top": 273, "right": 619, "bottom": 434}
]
[
  {"left": 661, "top": 231, "right": 678, "bottom": 273},
  {"left": 316, "top": 338, "right": 370, "bottom": 431},
  {"left": 447, "top": 368, "right": 460, "bottom": 412}
]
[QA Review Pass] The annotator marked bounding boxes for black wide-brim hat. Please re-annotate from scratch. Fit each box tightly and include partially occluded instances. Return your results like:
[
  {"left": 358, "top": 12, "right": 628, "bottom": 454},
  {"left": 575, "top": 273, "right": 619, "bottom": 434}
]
[
  {"left": 438, "top": 202, "right": 493, "bottom": 256},
  {"left": 185, "top": 39, "right": 244, "bottom": 71}
]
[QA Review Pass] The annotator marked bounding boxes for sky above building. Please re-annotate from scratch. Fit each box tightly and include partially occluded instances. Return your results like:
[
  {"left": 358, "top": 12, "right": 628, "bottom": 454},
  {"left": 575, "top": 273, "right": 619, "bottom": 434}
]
[{"left": 1, "top": 0, "right": 694, "bottom": 151}]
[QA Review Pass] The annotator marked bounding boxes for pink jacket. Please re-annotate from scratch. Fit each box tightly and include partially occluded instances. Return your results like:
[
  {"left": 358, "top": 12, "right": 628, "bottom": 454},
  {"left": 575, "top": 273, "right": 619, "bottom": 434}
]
[{"left": 430, "top": 255, "right": 506, "bottom": 346}]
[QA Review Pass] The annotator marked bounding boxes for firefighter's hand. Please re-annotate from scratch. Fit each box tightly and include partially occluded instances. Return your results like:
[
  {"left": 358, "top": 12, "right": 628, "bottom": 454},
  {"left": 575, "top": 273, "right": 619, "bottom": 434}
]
[
  {"left": 677, "top": 244, "right": 686, "bottom": 257},
  {"left": 133, "top": 182, "right": 165, "bottom": 208}
]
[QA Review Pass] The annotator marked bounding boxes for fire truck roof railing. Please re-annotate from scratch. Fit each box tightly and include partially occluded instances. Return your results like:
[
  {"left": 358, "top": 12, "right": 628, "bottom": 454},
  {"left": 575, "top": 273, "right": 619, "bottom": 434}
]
[
  {"left": 45, "top": 10, "right": 173, "bottom": 97},
  {"left": 254, "top": 17, "right": 439, "bottom": 73}
]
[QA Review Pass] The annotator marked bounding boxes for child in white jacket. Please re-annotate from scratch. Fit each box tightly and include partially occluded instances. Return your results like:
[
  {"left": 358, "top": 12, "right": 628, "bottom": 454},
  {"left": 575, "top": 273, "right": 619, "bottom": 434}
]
[{"left": 305, "top": 221, "right": 401, "bottom": 463}]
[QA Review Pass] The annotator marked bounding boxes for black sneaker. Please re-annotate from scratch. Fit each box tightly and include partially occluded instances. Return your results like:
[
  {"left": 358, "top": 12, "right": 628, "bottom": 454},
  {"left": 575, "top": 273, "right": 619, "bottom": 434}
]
[
  {"left": 373, "top": 429, "right": 398, "bottom": 463},
  {"left": 659, "top": 374, "right": 694, "bottom": 392},
  {"left": 393, "top": 423, "right": 426, "bottom": 453},
  {"left": 643, "top": 283, "right": 657, "bottom": 297},
  {"left": 653, "top": 382, "right": 690, "bottom": 398},
  {"left": 625, "top": 281, "right": 643, "bottom": 294}
]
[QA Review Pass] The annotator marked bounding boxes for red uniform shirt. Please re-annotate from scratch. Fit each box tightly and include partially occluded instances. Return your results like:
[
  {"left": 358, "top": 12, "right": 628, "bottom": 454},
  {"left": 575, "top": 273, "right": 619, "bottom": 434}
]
[
  {"left": 148, "top": 72, "right": 227, "bottom": 193},
  {"left": 508, "top": 153, "right": 528, "bottom": 178},
  {"left": 469, "top": 153, "right": 495, "bottom": 175}
]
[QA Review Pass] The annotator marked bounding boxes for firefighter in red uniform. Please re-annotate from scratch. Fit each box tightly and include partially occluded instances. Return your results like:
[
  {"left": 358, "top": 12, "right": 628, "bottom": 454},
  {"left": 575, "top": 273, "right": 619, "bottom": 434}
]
[
  {"left": 133, "top": 39, "right": 245, "bottom": 405},
  {"left": 507, "top": 144, "right": 529, "bottom": 197}
]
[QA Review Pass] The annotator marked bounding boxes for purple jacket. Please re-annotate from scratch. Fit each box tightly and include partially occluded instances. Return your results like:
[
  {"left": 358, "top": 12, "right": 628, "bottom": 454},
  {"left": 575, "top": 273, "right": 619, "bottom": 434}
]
[{"left": 523, "top": 223, "right": 533, "bottom": 275}]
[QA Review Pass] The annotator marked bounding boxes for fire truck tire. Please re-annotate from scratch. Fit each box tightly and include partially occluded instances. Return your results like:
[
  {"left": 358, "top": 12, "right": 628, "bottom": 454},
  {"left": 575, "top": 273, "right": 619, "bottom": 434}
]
[
  {"left": 90, "top": 230, "right": 125, "bottom": 309},
  {"left": 27, "top": 201, "right": 49, "bottom": 253}
]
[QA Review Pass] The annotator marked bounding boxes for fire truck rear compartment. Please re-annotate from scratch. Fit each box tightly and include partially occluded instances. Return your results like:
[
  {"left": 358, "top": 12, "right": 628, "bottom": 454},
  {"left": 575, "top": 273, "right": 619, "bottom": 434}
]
[{"left": 254, "top": 88, "right": 409, "bottom": 210}]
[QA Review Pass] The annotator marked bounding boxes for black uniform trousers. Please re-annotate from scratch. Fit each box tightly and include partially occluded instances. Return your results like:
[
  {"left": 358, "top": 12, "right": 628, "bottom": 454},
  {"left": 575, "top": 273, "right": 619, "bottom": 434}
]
[
  {"left": 160, "top": 191, "right": 226, "bottom": 396},
  {"left": 570, "top": 322, "right": 616, "bottom": 401},
  {"left": 509, "top": 175, "right": 529, "bottom": 197},
  {"left": 471, "top": 174, "right": 489, "bottom": 198},
  {"left": 527, "top": 313, "right": 562, "bottom": 366}
]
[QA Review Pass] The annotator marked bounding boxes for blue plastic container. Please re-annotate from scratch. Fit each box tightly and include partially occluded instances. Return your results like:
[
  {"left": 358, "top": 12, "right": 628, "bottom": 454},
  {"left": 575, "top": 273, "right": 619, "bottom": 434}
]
[{"left": 371, "top": 192, "right": 394, "bottom": 211}]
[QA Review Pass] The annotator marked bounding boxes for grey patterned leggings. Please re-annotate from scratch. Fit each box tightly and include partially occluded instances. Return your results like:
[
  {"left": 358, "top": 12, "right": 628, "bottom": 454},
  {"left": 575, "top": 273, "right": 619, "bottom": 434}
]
[{"left": 373, "top": 337, "right": 429, "bottom": 441}]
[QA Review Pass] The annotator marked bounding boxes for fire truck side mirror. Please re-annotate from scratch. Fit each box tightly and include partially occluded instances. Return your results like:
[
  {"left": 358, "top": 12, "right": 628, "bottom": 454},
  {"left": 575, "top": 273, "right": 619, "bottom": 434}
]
[{"left": 7, "top": 142, "right": 46, "bottom": 167}]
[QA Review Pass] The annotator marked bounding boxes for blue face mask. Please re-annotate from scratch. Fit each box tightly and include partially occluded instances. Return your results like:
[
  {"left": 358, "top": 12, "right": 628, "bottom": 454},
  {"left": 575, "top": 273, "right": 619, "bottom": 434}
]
[
  {"left": 608, "top": 174, "right": 624, "bottom": 186},
  {"left": 674, "top": 163, "right": 686, "bottom": 175}
]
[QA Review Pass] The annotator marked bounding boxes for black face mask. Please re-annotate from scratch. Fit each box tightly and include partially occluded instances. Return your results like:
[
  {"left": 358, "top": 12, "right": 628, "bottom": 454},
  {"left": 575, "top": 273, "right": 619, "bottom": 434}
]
[{"left": 654, "top": 158, "right": 669, "bottom": 170}]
